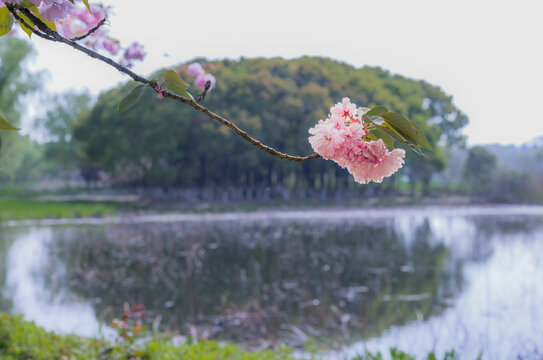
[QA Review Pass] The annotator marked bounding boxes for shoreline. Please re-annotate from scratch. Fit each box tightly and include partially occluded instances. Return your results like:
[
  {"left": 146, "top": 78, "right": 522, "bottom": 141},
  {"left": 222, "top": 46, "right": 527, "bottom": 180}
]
[{"left": 3, "top": 203, "right": 543, "bottom": 228}]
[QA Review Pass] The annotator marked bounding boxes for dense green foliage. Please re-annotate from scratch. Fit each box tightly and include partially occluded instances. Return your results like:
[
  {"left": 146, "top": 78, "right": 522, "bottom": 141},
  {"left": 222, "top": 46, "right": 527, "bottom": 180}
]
[
  {"left": 0, "top": 37, "right": 43, "bottom": 183},
  {"left": 34, "top": 92, "right": 92, "bottom": 181},
  {"left": 463, "top": 146, "right": 497, "bottom": 196},
  {"left": 74, "top": 57, "right": 467, "bottom": 193}
]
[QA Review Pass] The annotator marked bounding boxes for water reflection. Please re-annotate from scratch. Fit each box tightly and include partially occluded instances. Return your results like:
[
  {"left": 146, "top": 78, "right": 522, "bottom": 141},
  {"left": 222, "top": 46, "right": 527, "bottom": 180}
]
[
  {"left": 41, "top": 218, "right": 456, "bottom": 345},
  {"left": 1, "top": 228, "right": 114, "bottom": 337},
  {"left": 0, "top": 207, "right": 543, "bottom": 359},
  {"left": 339, "top": 217, "right": 543, "bottom": 360}
]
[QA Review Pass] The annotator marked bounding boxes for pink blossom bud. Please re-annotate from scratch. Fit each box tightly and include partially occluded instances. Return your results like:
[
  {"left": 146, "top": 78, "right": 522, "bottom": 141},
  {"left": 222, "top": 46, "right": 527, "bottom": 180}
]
[
  {"left": 102, "top": 38, "right": 120, "bottom": 55},
  {"left": 195, "top": 73, "right": 216, "bottom": 90},
  {"left": 40, "top": 0, "right": 75, "bottom": 22},
  {"left": 187, "top": 62, "right": 205, "bottom": 77}
]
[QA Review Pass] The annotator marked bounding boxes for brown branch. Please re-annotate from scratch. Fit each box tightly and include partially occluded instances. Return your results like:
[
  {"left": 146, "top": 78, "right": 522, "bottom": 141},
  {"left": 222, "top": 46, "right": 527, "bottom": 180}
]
[
  {"left": 70, "top": 17, "right": 107, "bottom": 41},
  {"left": 194, "top": 80, "right": 211, "bottom": 103},
  {"left": 19, "top": 7, "right": 154, "bottom": 87},
  {"left": 16, "top": 7, "right": 320, "bottom": 162},
  {"left": 6, "top": 5, "right": 54, "bottom": 41},
  {"left": 162, "top": 91, "right": 321, "bottom": 162}
]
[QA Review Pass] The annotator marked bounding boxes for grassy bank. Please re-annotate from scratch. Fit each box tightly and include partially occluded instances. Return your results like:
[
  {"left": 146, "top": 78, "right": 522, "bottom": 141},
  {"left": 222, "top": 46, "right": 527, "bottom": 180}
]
[
  {"left": 0, "top": 194, "right": 468, "bottom": 222},
  {"left": 0, "top": 313, "right": 293, "bottom": 360},
  {"left": 0, "top": 313, "right": 470, "bottom": 360},
  {"left": 0, "top": 199, "right": 144, "bottom": 221}
]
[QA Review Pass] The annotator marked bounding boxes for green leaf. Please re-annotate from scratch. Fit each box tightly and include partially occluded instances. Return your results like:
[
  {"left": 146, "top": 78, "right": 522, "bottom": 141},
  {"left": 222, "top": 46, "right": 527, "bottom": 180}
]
[
  {"left": 365, "top": 106, "right": 388, "bottom": 117},
  {"left": 166, "top": 82, "right": 193, "bottom": 100},
  {"left": 369, "top": 127, "right": 394, "bottom": 148},
  {"left": 0, "top": 116, "right": 20, "bottom": 130},
  {"left": 411, "top": 121, "right": 432, "bottom": 150},
  {"left": 19, "top": 0, "right": 36, "bottom": 6},
  {"left": 376, "top": 124, "right": 410, "bottom": 146},
  {"left": 407, "top": 143, "right": 425, "bottom": 156},
  {"left": 0, "top": 7, "right": 14, "bottom": 37},
  {"left": 17, "top": 11, "right": 33, "bottom": 38},
  {"left": 163, "top": 70, "right": 189, "bottom": 88},
  {"left": 380, "top": 112, "right": 422, "bottom": 146},
  {"left": 366, "top": 133, "right": 378, "bottom": 142},
  {"left": 118, "top": 84, "right": 145, "bottom": 114},
  {"left": 364, "top": 111, "right": 429, "bottom": 155},
  {"left": 29, "top": 6, "right": 56, "bottom": 31},
  {"left": 82, "top": 0, "right": 91, "bottom": 13}
]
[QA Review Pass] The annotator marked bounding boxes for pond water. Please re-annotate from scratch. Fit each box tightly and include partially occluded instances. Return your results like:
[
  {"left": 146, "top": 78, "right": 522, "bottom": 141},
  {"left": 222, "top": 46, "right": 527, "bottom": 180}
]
[{"left": 1, "top": 206, "right": 543, "bottom": 359}]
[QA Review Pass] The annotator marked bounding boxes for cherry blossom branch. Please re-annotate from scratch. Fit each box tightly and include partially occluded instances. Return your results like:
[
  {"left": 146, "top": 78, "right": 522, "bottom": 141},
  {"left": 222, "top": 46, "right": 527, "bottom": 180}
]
[
  {"left": 194, "top": 80, "right": 211, "bottom": 103},
  {"left": 161, "top": 89, "right": 321, "bottom": 161},
  {"left": 11, "top": 6, "right": 320, "bottom": 162},
  {"left": 69, "top": 16, "right": 107, "bottom": 41},
  {"left": 6, "top": 5, "right": 54, "bottom": 41},
  {"left": 17, "top": 7, "right": 153, "bottom": 85}
]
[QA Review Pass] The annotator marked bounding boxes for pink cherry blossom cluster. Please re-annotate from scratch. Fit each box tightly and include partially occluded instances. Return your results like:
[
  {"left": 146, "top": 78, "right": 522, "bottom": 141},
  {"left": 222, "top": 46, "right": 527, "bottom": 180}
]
[
  {"left": 187, "top": 62, "right": 216, "bottom": 90},
  {"left": 58, "top": 5, "right": 107, "bottom": 39},
  {"left": 2, "top": 0, "right": 146, "bottom": 68},
  {"left": 2, "top": 0, "right": 74, "bottom": 22},
  {"left": 308, "top": 98, "right": 406, "bottom": 184},
  {"left": 119, "top": 42, "right": 146, "bottom": 68},
  {"left": 57, "top": 3, "right": 146, "bottom": 67}
]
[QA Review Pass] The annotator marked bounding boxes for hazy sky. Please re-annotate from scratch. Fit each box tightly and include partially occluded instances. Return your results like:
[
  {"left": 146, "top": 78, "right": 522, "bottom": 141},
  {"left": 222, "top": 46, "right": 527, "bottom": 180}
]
[{"left": 28, "top": 0, "right": 543, "bottom": 145}]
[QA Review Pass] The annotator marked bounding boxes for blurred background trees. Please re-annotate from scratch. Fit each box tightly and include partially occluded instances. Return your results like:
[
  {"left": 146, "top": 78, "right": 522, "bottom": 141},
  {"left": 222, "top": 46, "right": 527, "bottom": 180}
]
[
  {"left": 0, "top": 37, "right": 43, "bottom": 184},
  {"left": 73, "top": 57, "right": 468, "bottom": 196},
  {"left": 0, "top": 40, "right": 542, "bottom": 203}
]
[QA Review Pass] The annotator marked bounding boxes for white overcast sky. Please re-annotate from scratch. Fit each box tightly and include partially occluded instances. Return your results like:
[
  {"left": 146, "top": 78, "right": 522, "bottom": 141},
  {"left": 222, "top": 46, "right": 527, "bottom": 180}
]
[{"left": 26, "top": 0, "right": 543, "bottom": 145}]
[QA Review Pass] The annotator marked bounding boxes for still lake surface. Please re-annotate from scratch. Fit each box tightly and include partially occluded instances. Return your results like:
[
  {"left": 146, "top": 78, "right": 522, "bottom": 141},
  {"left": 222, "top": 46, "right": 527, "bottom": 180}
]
[{"left": 1, "top": 205, "right": 543, "bottom": 359}]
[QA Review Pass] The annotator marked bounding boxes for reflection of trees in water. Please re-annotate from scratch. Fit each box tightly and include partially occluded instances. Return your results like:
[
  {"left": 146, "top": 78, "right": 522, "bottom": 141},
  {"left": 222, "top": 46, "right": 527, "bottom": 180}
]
[
  {"left": 46, "top": 219, "right": 458, "bottom": 346},
  {"left": 468, "top": 215, "right": 543, "bottom": 238},
  {"left": 0, "top": 227, "right": 17, "bottom": 312},
  {"left": 460, "top": 216, "right": 543, "bottom": 265}
]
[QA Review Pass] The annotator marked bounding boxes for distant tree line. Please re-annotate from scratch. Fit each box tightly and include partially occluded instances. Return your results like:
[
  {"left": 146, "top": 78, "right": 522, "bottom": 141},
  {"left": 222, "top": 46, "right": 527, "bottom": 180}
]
[
  {"left": 462, "top": 146, "right": 543, "bottom": 203},
  {"left": 4, "top": 36, "right": 541, "bottom": 203}
]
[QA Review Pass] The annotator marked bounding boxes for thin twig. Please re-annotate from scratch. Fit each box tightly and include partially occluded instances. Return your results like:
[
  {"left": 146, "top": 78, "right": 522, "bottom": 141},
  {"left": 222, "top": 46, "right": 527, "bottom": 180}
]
[
  {"left": 70, "top": 17, "right": 107, "bottom": 41},
  {"left": 195, "top": 80, "right": 211, "bottom": 103},
  {"left": 19, "top": 7, "right": 154, "bottom": 87},
  {"left": 15, "top": 7, "right": 320, "bottom": 162}
]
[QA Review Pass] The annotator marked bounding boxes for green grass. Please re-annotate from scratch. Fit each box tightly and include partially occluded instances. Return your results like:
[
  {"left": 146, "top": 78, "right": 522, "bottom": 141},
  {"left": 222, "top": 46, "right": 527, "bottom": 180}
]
[
  {"left": 0, "top": 313, "right": 292, "bottom": 360},
  {"left": 0, "top": 313, "right": 475, "bottom": 360},
  {"left": 0, "top": 199, "right": 129, "bottom": 221}
]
